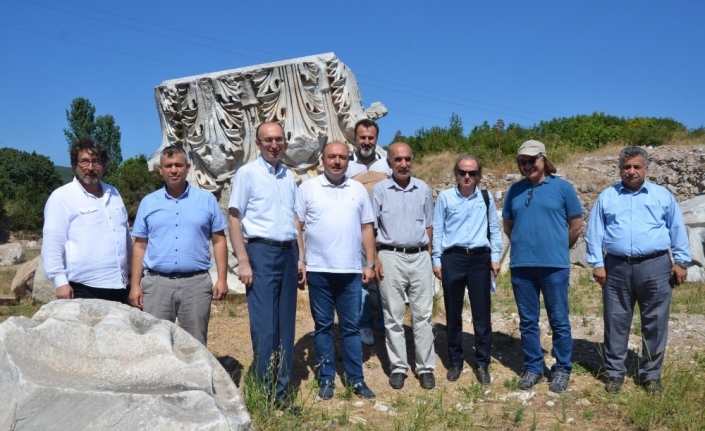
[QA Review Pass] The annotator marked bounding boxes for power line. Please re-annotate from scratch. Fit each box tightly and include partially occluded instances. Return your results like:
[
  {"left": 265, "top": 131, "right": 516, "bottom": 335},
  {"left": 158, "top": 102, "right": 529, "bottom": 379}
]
[
  {"left": 22, "top": 0, "right": 551, "bottom": 122},
  {"left": 0, "top": 23, "right": 206, "bottom": 73}
]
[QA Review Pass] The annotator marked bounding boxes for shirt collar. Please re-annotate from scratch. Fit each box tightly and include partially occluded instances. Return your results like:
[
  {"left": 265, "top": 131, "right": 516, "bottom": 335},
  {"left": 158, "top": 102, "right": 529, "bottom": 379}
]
[
  {"left": 163, "top": 182, "right": 191, "bottom": 200},
  {"left": 319, "top": 173, "right": 349, "bottom": 188},
  {"left": 616, "top": 181, "right": 649, "bottom": 195},
  {"left": 388, "top": 176, "right": 419, "bottom": 192},
  {"left": 72, "top": 177, "right": 108, "bottom": 198},
  {"left": 454, "top": 184, "right": 480, "bottom": 199},
  {"left": 257, "top": 154, "right": 285, "bottom": 176}
]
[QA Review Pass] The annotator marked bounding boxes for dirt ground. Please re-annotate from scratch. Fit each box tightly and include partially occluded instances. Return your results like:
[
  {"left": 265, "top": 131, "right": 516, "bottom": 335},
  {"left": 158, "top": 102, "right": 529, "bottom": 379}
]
[{"left": 205, "top": 279, "right": 705, "bottom": 430}]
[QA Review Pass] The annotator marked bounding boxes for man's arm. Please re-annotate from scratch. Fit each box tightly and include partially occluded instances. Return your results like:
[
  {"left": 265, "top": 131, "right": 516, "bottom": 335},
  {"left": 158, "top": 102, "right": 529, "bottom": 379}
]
[
  {"left": 129, "top": 238, "right": 147, "bottom": 308},
  {"left": 503, "top": 218, "right": 514, "bottom": 238},
  {"left": 211, "top": 230, "right": 228, "bottom": 299},
  {"left": 295, "top": 214, "right": 307, "bottom": 290},
  {"left": 568, "top": 215, "right": 583, "bottom": 249},
  {"left": 361, "top": 222, "right": 376, "bottom": 284},
  {"left": 41, "top": 194, "right": 73, "bottom": 299},
  {"left": 227, "top": 208, "right": 252, "bottom": 287}
]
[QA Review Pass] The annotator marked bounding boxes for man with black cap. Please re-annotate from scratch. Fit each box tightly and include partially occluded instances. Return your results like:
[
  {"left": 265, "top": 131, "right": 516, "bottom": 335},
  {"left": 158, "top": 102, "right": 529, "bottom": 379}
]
[{"left": 502, "top": 140, "right": 583, "bottom": 393}]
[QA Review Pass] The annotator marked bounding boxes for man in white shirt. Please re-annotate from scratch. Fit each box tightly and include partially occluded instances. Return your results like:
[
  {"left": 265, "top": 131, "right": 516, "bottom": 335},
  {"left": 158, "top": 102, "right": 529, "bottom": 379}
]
[
  {"left": 296, "top": 142, "right": 377, "bottom": 400},
  {"left": 346, "top": 119, "right": 390, "bottom": 346},
  {"left": 42, "top": 137, "right": 131, "bottom": 303}
]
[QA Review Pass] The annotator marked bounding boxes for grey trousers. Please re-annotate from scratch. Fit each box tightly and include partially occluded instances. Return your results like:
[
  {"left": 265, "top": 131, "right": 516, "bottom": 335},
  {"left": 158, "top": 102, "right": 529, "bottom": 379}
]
[
  {"left": 378, "top": 249, "right": 436, "bottom": 375},
  {"left": 142, "top": 272, "right": 213, "bottom": 345},
  {"left": 602, "top": 253, "right": 672, "bottom": 381}
]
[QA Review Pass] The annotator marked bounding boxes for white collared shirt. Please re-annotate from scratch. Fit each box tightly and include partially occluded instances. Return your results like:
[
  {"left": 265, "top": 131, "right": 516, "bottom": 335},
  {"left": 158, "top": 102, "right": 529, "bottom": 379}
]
[{"left": 41, "top": 178, "right": 132, "bottom": 289}]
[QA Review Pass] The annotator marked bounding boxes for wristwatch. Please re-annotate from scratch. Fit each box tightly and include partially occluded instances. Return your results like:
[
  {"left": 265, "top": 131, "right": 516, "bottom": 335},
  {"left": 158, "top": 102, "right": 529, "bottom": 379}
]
[
  {"left": 298, "top": 258, "right": 307, "bottom": 265},
  {"left": 675, "top": 261, "right": 691, "bottom": 269},
  {"left": 365, "top": 263, "right": 376, "bottom": 270}
]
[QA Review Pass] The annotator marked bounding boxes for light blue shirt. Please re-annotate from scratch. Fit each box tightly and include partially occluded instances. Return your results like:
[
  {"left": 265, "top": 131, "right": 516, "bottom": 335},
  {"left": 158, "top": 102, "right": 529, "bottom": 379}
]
[
  {"left": 432, "top": 186, "right": 502, "bottom": 267},
  {"left": 586, "top": 181, "right": 691, "bottom": 268},
  {"left": 133, "top": 184, "right": 228, "bottom": 273},
  {"left": 228, "top": 155, "right": 298, "bottom": 241}
]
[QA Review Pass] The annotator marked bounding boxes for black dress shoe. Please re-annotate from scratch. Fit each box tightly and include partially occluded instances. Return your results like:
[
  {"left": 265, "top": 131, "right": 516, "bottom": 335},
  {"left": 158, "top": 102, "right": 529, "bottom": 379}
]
[
  {"left": 447, "top": 366, "right": 462, "bottom": 382},
  {"left": 474, "top": 367, "right": 491, "bottom": 385},
  {"left": 389, "top": 372, "right": 406, "bottom": 389},
  {"left": 419, "top": 372, "right": 435, "bottom": 389},
  {"left": 605, "top": 377, "right": 624, "bottom": 394},
  {"left": 641, "top": 378, "right": 664, "bottom": 394}
]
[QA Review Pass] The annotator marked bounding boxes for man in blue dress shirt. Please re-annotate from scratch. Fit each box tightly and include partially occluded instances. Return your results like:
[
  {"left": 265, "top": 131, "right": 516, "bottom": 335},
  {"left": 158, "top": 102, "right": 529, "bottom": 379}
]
[
  {"left": 502, "top": 140, "right": 583, "bottom": 393},
  {"left": 432, "top": 154, "right": 502, "bottom": 385},
  {"left": 228, "top": 122, "right": 303, "bottom": 410},
  {"left": 130, "top": 145, "right": 229, "bottom": 345},
  {"left": 586, "top": 146, "right": 690, "bottom": 394}
]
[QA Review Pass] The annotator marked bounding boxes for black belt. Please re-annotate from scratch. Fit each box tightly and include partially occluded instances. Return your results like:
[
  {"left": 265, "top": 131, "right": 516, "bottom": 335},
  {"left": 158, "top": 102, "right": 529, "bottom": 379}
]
[
  {"left": 378, "top": 244, "right": 428, "bottom": 254},
  {"left": 147, "top": 269, "right": 208, "bottom": 279},
  {"left": 607, "top": 250, "right": 669, "bottom": 264},
  {"left": 248, "top": 237, "right": 296, "bottom": 248},
  {"left": 444, "top": 246, "right": 489, "bottom": 255}
]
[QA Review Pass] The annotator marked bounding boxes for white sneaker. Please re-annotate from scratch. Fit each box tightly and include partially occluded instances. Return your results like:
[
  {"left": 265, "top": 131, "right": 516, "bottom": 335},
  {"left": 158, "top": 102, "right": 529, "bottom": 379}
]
[{"left": 360, "top": 328, "right": 374, "bottom": 346}]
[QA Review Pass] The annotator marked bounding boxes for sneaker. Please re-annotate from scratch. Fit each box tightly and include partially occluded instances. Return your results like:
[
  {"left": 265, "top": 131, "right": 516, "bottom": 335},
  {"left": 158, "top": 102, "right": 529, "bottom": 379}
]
[
  {"left": 360, "top": 328, "right": 374, "bottom": 346},
  {"left": 641, "top": 378, "right": 664, "bottom": 394},
  {"left": 318, "top": 380, "right": 334, "bottom": 400},
  {"left": 474, "top": 367, "right": 491, "bottom": 385},
  {"left": 447, "top": 366, "right": 462, "bottom": 382},
  {"left": 605, "top": 377, "right": 624, "bottom": 394},
  {"left": 389, "top": 372, "right": 406, "bottom": 389},
  {"left": 549, "top": 370, "right": 570, "bottom": 393},
  {"left": 419, "top": 372, "right": 435, "bottom": 390},
  {"left": 519, "top": 371, "right": 545, "bottom": 390},
  {"left": 352, "top": 381, "right": 376, "bottom": 399}
]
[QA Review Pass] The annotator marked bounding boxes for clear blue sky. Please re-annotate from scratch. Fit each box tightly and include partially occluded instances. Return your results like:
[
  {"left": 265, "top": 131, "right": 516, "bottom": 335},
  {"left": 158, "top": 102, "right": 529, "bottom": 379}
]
[{"left": 1, "top": 0, "right": 703, "bottom": 167}]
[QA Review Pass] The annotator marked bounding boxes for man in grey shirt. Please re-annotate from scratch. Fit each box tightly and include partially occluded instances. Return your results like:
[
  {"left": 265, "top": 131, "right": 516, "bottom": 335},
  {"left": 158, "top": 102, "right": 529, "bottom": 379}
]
[{"left": 371, "top": 142, "right": 436, "bottom": 390}]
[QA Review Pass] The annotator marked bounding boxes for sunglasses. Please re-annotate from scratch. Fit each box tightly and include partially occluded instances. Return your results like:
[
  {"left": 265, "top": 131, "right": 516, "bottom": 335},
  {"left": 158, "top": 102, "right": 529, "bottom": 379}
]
[
  {"left": 525, "top": 187, "right": 534, "bottom": 206},
  {"left": 519, "top": 156, "right": 540, "bottom": 166},
  {"left": 457, "top": 169, "right": 479, "bottom": 177}
]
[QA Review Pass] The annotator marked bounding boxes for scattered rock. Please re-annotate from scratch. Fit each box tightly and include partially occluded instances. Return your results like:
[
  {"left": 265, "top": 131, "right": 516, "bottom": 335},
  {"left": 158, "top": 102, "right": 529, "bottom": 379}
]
[
  {"left": 576, "top": 398, "right": 591, "bottom": 406},
  {"left": 10, "top": 256, "right": 39, "bottom": 298},
  {"left": 31, "top": 257, "right": 56, "bottom": 303},
  {"left": 0, "top": 299, "right": 251, "bottom": 430},
  {"left": 0, "top": 243, "right": 24, "bottom": 267}
]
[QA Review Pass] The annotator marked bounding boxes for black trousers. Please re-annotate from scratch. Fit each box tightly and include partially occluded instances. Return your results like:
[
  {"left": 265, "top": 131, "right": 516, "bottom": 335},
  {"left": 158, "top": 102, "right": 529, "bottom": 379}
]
[
  {"left": 441, "top": 250, "right": 492, "bottom": 369},
  {"left": 69, "top": 281, "right": 129, "bottom": 304}
]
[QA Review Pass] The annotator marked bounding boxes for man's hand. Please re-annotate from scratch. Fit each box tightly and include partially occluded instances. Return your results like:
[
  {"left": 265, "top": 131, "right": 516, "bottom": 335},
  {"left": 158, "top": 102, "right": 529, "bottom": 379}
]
[
  {"left": 212, "top": 279, "right": 229, "bottom": 300},
  {"left": 55, "top": 284, "right": 73, "bottom": 299},
  {"left": 129, "top": 284, "right": 143, "bottom": 309},
  {"left": 671, "top": 264, "right": 687, "bottom": 286},
  {"left": 593, "top": 267, "right": 607, "bottom": 287},
  {"left": 491, "top": 262, "right": 500, "bottom": 277},
  {"left": 433, "top": 267, "right": 442, "bottom": 281},
  {"left": 375, "top": 259, "right": 384, "bottom": 282},
  {"left": 297, "top": 261, "right": 307, "bottom": 290},
  {"left": 362, "top": 267, "right": 375, "bottom": 284},
  {"left": 238, "top": 261, "right": 253, "bottom": 287}
]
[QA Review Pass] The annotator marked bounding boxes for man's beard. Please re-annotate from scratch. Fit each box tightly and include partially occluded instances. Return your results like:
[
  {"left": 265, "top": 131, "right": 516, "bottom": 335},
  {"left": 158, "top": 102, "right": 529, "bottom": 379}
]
[
  {"left": 359, "top": 147, "right": 375, "bottom": 158},
  {"left": 77, "top": 173, "right": 101, "bottom": 186}
]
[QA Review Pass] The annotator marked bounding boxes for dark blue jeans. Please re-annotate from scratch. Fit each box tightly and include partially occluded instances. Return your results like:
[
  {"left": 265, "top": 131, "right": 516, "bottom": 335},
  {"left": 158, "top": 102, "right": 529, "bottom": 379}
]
[
  {"left": 307, "top": 272, "right": 364, "bottom": 384},
  {"left": 511, "top": 266, "right": 572, "bottom": 374},
  {"left": 246, "top": 241, "right": 298, "bottom": 401}
]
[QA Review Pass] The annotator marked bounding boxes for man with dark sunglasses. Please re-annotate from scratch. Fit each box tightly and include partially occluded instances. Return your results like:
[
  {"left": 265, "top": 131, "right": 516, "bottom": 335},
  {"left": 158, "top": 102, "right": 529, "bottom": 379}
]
[
  {"left": 502, "top": 140, "right": 583, "bottom": 393},
  {"left": 432, "top": 155, "right": 502, "bottom": 385}
]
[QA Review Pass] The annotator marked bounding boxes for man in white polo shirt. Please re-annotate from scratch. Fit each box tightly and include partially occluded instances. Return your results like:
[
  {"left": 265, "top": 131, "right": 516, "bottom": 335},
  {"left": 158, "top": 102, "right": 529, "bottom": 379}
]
[{"left": 296, "top": 141, "right": 377, "bottom": 401}]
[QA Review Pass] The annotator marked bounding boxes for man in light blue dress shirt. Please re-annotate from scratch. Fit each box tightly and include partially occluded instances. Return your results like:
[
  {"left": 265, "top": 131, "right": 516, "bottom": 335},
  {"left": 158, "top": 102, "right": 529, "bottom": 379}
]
[
  {"left": 586, "top": 146, "right": 690, "bottom": 394},
  {"left": 433, "top": 155, "right": 502, "bottom": 385},
  {"left": 228, "top": 122, "right": 304, "bottom": 411}
]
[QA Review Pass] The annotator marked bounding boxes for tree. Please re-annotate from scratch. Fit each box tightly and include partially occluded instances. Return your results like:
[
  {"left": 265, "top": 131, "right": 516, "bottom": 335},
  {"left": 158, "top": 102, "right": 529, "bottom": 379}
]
[
  {"left": 95, "top": 115, "right": 122, "bottom": 177},
  {"left": 106, "top": 155, "right": 163, "bottom": 223},
  {"left": 0, "top": 148, "right": 62, "bottom": 233},
  {"left": 64, "top": 97, "right": 96, "bottom": 146},
  {"left": 64, "top": 97, "right": 123, "bottom": 176}
]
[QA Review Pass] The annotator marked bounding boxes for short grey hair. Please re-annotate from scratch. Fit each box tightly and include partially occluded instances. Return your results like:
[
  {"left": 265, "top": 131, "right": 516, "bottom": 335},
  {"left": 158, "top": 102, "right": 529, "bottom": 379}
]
[
  {"left": 618, "top": 146, "right": 649, "bottom": 166},
  {"left": 386, "top": 142, "right": 414, "bottom": 161},
  {"left": 160, "top": 145, "right": 190, "bottom": 163}
]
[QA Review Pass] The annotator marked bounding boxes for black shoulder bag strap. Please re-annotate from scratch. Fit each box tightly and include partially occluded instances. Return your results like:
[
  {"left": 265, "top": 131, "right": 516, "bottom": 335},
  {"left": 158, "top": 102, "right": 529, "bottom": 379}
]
[{"left": 481, "top": 189, "right": 490, "bottom": 242}]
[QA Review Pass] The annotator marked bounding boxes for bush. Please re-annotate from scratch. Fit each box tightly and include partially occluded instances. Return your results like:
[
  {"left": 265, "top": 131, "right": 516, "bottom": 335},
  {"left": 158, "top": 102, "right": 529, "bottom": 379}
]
[{"left": 104, "top": 155, "right": 163, "bottom": 223}]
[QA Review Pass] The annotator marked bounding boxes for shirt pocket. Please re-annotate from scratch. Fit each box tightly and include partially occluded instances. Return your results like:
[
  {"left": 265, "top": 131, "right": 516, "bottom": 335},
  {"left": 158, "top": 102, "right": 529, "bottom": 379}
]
[
  {"left": 114, "top": 205, "right": 128, "bottom": 225},
  {"left": 77, "top": 207, "right": 102, "bottom": 225}
]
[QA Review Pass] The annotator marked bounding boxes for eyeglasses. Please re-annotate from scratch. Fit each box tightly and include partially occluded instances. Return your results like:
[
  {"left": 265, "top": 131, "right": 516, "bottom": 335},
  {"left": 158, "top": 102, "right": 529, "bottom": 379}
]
[
  {"left": 519, "top": 156, "right": 540, "bottom": 166},
  {"left": 525, "top": 187, "right": 534, "bottom": 206},
  {"left": 457, "top": 169, "right": 479, "bottom": 177},
  {"left": 257, "top": 137, "right": 285, "bottom": 144},
  {"left": 77, "top": 159, "right": 102, "bottom": 168}
]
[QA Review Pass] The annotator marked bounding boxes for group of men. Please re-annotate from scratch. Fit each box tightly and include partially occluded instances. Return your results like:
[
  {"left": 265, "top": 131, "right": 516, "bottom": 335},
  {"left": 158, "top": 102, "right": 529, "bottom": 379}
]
[{"left": 42, "top": 121, "right": 691, "bottom": 408}]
